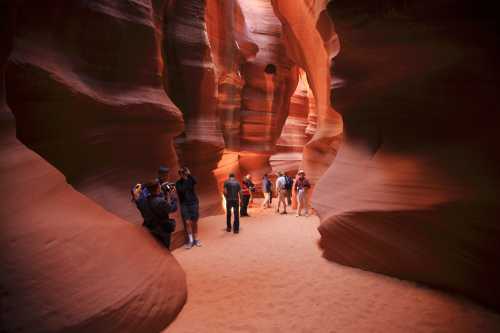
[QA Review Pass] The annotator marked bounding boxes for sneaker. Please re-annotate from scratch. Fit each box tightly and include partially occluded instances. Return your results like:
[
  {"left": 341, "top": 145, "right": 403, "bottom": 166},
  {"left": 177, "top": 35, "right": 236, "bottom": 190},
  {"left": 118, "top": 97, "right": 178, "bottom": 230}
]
[
  {"left": 296, "top": 214, "right": 300, "bottom": 217},
  {"left": 281, "top": 211, "right": 287, "bottom": 215},
  {"left": 226, "top": 227, "right": 232, "bottom": 232},
  {"left": 194, "top": 240, "right": 202, "bottom": 247},
  {"left": 185, "top": 242, "right": 193, "bottom": 249},
  {"left": 234, "top": 230, "right": 239, "bottom": 234}
]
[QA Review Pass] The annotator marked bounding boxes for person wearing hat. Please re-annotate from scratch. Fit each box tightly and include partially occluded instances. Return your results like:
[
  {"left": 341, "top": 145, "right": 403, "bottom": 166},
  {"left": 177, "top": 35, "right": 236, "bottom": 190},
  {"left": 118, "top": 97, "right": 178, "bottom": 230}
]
[{"left": 295, "top": 170, "right": 311, "bottom": 217}]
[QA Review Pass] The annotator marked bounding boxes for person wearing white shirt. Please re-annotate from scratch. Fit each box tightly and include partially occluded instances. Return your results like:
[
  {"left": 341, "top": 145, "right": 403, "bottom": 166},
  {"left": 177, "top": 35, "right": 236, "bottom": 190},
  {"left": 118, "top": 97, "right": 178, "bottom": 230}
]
[{"left": 275, "top": 171, "right": 288, "bottom": 214}]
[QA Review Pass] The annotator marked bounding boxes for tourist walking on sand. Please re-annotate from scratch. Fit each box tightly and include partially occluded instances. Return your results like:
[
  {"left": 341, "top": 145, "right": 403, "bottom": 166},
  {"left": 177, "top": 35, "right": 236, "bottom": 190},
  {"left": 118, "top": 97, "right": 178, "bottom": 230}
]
[
  {"left": 224, "top": 173, "right": 242, "bottom": 233},
  {"left": 261, "top": 173, "right": 272, "bottom": 208},
  {"left": 275, "top": 171, "right": 288, "bottom": 214},
  {"left": 240, "top": 174, "right": 255, "bottom": 217},
  {"left": 295, "top": 170, "right": 311, "bottom": 217},
  {"left": 176, "top": 166, "right": 201, "bottom": 249}
]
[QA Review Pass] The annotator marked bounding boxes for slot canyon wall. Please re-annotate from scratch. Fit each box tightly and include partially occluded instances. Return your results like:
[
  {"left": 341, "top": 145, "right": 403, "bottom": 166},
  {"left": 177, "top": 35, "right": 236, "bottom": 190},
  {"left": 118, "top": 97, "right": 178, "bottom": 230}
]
[
  {"left": 312, "top": 0, "right": 500, "bottom": 310},
  {"left": 3, "top": 0, "right": 499, "bottom": 332},
  {"left": 1, "top": 1, "right": 187, "bottom": 332},
  {"left": 271, "top": 0, "right": 343, "bottom": 183},
  {"left": 1, "top": 0, "right": 339, "bottom": 331}
]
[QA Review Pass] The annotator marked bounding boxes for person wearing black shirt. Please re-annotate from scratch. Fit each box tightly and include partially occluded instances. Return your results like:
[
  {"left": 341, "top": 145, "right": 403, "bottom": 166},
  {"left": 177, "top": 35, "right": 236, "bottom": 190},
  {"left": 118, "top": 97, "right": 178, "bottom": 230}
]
[
  {"left": 223, "top": 173, "right": 242, "bottom": 233},
  {"left": 240, "top": 174, "right": 255, "bottom": 217},
  {"left": 175, "top": 167, "right": 201, "bottom": 249},
  {"left": 135, "top": 181, "right": 177, "bottom": 249}
]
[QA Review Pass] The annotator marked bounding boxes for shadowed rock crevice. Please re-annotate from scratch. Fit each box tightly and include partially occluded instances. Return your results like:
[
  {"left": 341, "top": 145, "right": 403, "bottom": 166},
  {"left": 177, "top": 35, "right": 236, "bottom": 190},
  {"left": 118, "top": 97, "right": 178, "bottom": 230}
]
[{"left": 314, "top": 0, "right": 500, "bottom": 311}]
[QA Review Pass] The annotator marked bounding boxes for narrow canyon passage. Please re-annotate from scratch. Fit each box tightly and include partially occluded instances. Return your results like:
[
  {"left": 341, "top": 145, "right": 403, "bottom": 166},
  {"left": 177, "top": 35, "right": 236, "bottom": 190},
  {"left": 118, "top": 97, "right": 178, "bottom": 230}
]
[{"left": 166, "top": 206, "right": 500, "bottom": 333}]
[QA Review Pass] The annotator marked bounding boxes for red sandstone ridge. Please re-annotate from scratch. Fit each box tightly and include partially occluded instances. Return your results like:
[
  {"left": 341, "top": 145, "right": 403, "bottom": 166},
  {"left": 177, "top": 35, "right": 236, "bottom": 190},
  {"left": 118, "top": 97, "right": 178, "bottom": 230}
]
[
  {"left": 1, "top": 1, "right": 186, "bottom": 332},
  {"left": 314, "top": 1, "right": 500, "bottom": 310},
  {"left": 0, "top": 113, "right": 186, "bottom": 332},
  {"left": 163, "top": 0, "right": 229, "bottom": 217},
  {"left": 271, "top": 0, "right": 343, "bottom": 183},
  {"left": 271, "top": 69, "right": 316, "bottom": 173},
  {"left": 6, "top": 1, "right": 184, "bottom": 225}
]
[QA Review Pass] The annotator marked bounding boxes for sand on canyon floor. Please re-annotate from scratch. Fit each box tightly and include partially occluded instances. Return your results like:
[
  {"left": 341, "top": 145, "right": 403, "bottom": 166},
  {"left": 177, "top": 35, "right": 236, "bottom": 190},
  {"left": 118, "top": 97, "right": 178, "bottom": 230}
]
[{"left": 166, "top": 204, "right": 500, "bottom": 333}]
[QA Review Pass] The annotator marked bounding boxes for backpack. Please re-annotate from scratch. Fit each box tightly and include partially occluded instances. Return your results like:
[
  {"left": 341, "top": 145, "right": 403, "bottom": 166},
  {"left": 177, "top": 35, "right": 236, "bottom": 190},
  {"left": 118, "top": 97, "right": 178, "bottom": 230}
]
[
  {"left": 284, "top": 176, "right": 293, "bottom": 190},
  {"left": 131, "top": 183, "right": 149, "bottom": 202}
]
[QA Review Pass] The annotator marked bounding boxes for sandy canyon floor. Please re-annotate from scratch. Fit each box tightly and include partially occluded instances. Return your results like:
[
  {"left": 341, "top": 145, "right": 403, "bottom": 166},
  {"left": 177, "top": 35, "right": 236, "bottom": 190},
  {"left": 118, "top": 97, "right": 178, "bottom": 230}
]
[{"left": 166, "top": 205, "right": 500, "bottom": 333}]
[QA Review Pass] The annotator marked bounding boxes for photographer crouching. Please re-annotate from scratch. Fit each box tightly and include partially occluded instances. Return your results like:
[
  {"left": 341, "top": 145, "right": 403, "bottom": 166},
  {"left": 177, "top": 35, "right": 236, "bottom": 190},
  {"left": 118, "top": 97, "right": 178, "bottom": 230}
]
[{"left": 132, "top": 180, "right": 177, "bottom": 249}]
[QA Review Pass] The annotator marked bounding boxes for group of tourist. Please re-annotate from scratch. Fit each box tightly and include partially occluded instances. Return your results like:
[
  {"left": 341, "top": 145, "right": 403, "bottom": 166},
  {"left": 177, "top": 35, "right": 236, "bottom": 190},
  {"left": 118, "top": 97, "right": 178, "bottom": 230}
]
[
  {"left": 132, "top": 166, "right": 201, "bottom": 250},
  {"left": 223, "top": 170, "right": 312, "bottom": 234},
  {"left": 133, "top": 166, "right": 312, "bottom": 250}
]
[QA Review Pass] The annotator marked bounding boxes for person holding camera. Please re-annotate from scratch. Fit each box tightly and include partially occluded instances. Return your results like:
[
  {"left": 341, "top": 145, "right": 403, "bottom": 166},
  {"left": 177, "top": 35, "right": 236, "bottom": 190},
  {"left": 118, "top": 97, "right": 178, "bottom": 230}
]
[
  {"left": 157, "top": 166, "right": 175, "bottom": 198},
  {"left": 133, "top": 181, "right": 177, "bottom": 249},
  {"left": 175, "top": 166, "right": 201, "bottom": 249},
  {"left": 240, "top": 174, "right": 255, "bottom": 217}
]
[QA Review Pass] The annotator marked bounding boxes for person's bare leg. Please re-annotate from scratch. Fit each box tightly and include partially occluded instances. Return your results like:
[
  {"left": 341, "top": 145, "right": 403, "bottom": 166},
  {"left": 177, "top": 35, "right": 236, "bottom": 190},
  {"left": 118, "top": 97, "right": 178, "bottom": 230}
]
[
  {"left": 296, "top": 192, "right": 303, "bottom": 216},
  {"left": 283, "top": 193, "right": 287, "bottom": 213}
]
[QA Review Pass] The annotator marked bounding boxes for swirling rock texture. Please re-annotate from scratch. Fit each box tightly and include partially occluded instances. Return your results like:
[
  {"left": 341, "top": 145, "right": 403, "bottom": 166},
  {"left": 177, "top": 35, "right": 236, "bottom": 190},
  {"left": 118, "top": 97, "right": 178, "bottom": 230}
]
[
  {"left": 206, "top": 0, "right": 256, "bottom": 151},
  {"left": 0, "top": 114, "right": 187, "bottom": 332},
  {"left": 271, "top": 69, "right": 315, "bottom": 173},
  {"left": 313, "top": 0, "right": 500, "bottom": 310},
  {"left": 235, "top": 0, "right": 299, "bottom": 180},
  {"left": 271, "top": 0, "right": 343, "bottom": 184},
  {"left": 2, "top": 1, "right": 187, "bottom": 332},
  {"left": 6, "top": 0, "right": 184, "bottom": 224},
  {"left": 163, "top": 0, "right": 226, "bottom": 216}
]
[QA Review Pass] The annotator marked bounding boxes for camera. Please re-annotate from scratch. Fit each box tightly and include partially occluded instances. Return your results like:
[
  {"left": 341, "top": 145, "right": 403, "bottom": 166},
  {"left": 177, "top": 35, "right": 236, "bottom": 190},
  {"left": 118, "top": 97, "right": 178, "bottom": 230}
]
[{"left": 160, "top": 181, "right": 176, "bottom": 193}]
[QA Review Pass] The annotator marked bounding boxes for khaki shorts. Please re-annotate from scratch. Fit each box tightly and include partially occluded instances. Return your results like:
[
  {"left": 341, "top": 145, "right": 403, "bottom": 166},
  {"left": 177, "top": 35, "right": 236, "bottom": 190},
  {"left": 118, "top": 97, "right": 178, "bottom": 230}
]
[{"left": 278, "top": 189, "right": 288, "bottom": 201}]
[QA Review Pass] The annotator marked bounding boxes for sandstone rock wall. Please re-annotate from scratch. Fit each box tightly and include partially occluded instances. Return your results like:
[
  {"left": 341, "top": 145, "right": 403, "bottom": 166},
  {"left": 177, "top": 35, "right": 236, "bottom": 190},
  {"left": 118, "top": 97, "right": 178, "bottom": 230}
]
[
  {"left": 6, "top": 0, "right": 184, "bottom": 225},
  {"left": 271, "top": 0, "right": 343, "bottom": 183},
  {"left": 163, "top": 0, "right": 225, "bottom": 216},
  {"left": 1, "top": 1, "right": 187, "bottom": 332},
  {"left": 0, "top": 112, "right": 187, "bottom": 332},
  {"left": 239, "top": 0, "right": 297, "bottom": 155},
  {"left": 313, "top": 0, "right": 500, "bottom": 310},
  {"left": 271, "top": 69, "right": 315, "bottom": 173}
]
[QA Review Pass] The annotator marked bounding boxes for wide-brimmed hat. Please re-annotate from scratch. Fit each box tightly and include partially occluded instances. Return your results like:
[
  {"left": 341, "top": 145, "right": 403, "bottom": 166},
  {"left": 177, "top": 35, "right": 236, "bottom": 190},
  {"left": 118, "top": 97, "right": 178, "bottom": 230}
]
[{"left": 298, "top": 169, "right": 305, "bottom": 175}]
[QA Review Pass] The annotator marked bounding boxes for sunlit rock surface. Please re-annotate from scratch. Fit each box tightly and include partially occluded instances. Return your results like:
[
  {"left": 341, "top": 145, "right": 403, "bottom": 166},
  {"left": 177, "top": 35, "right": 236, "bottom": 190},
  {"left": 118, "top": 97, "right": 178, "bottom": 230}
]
[
  {"left": 163, "top": 0, "right": 225, "bottom": 218},
  {"left": 271, "top": 69, "right": 315, "bottom": 173},
  {"left": 236, "top": 0, "right": 298, "bottom": 176},
  {"left": 271, "top": 0, "right": 343, "bottom": 183},
  {"left": 314, "top": 0, "right": 500, "bottom": 310}
]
